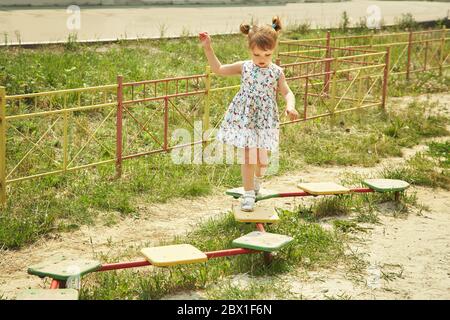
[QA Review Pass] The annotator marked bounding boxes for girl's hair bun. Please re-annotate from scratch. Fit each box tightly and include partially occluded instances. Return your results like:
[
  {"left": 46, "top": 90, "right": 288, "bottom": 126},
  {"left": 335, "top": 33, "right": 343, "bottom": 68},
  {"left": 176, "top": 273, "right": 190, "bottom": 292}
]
[
  {"left": 272, "top": 16, "right": 282, "bottom": 32},
  {"left": 240, "top": 23, "right": 251, "bottom": 35}
]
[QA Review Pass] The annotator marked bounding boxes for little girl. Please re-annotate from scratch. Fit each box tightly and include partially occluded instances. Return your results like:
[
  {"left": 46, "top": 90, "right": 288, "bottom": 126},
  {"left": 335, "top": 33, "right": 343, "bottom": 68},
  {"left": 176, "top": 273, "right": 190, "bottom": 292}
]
[{"left": 199, "top": 16, "right": 299, "bottom": 212}]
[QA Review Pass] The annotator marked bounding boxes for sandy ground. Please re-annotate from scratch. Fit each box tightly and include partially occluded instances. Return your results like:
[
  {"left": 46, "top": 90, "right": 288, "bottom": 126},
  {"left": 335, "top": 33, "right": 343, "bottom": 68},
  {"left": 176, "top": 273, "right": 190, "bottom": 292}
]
[
  {"left": 284, "top": 185, "right": 450, "bottom": 300},
  {"left": 0, "top": 93, "right": 449, "bottom": 299},
  {"left": 0, "top": 1, "right": 449, "bottom": 44}
]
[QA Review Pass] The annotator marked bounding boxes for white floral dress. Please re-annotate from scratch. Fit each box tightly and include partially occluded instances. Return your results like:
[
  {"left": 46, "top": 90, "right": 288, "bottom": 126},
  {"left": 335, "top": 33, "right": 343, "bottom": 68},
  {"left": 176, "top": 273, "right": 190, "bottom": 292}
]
[{"left": 215, "top": 60, "right": 283, "bottom": 152}]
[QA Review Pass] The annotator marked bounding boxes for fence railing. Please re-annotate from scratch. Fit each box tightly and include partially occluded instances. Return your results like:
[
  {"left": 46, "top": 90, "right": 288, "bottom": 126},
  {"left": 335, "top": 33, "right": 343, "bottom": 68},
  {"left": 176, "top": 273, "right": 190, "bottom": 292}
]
[
  {"left": 278, "top": 48, "right": 389, "bottom": 126},
  {"left": 278, "top": 27, "right": 449, "bottom": 79},
  {"left": 0, "top": 28, "right": 447, "bottom": 205}
]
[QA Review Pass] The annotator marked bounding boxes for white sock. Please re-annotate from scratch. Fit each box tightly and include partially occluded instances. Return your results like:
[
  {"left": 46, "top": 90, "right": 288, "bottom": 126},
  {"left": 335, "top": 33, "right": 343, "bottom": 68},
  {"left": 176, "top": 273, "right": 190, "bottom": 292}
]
[
  {"left": 244, "top": 190, "right": 255, "bottom": 197},
  {"left": 254, "top": 176, "right": 262, "bottom": 190}
]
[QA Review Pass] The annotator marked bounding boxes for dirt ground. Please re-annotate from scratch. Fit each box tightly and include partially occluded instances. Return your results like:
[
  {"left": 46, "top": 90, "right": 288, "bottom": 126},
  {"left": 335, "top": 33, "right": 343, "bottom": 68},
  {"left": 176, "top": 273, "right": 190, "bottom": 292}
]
[{"left": 0, "top": 93, "right": 449, "bottom": 300}]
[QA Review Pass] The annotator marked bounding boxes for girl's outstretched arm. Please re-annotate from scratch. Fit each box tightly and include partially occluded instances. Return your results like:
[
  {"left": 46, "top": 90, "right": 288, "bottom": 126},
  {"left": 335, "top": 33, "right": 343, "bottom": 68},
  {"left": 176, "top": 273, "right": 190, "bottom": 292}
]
[
  {"left": 278, "top": 71, "right": 299, "bottom": 121},
  {"left": 199, "top": 32, "right": 243, "bottom": 76}
]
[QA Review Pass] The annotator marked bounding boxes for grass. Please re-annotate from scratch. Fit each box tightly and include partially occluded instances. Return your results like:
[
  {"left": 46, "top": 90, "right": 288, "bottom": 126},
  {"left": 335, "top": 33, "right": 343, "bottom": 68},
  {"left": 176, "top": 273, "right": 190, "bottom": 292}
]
[
  {"left": 333, "top": 220, "right": 370, "bottom": 234},
  {"left": 276, "top": 195, "right": 352, "bottom": 223},
  {"left": 0, "top": 17, "right": 450, "bottom": 299},
  {"left": 205, "top": 277, "right": 298, "bottom": 300},
  {"left": 427, "top": 141, "right": 450, "bottom": 168},
  {"left": 381, "top": 152, "right": 450, "bottom": 190},
  {"left": 78, "top": 170, "right": 430, "bottom": 300},
  {"left": 1, "top": 21, "right": 448, "bottom": 96},
  {"left": 80, "top": 204, "right": 346, "bottom": 300},
  {"left": 389, "top": 71, "right": 450, "bottom": 97},
  {"left": 378, "top": 131, "right": 450, "bottom": 191},
  {"left": 380, "top": 264, "right": 405, "bottom": 282},
  {"left": 280, "top": 100, "right": 448, "bottom": 168},
  {"left": 0, "top": 20, "right": 449, "bottom": 298},
  {"left": 0, "top": 98, "right": 447, "bottom": 250}
]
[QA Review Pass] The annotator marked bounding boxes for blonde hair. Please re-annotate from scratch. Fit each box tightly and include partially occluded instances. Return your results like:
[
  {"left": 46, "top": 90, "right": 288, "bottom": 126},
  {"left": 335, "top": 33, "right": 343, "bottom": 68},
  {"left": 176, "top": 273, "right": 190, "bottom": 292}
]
[{"left": 240, "top": 16, "right": 282, "bottom": 51}]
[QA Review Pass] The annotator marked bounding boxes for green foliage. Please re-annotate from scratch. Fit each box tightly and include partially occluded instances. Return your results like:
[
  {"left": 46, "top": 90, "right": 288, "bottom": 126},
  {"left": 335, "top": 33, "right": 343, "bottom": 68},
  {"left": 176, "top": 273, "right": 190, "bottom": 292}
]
[
  {"left": 394, "top": 13, "right": 418, "bottom": 31},
  {"left": 339, "top": 11, "right": 351, "bottom": 32},
  {"left": 427, "top": 141, "right": 450, "bottom": 168},
  {"left": 82, "top": 205, "right": 345, "bottom": 300},
  {"left": 381, "top": 152, "right": 450, "bottom": 189},
  {"left": 0, "top": 26, "right": 448, "bottom": 250}
]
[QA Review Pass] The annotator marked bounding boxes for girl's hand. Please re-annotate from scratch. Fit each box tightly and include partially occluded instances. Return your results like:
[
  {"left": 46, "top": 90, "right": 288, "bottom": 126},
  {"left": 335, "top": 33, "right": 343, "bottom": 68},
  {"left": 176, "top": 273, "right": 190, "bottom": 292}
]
[
  {"left": 285, "top": 107, "right": 299, "bottom": 121},
  {"left": 199, "top": 32, "right": 212, "bottom": 49}
]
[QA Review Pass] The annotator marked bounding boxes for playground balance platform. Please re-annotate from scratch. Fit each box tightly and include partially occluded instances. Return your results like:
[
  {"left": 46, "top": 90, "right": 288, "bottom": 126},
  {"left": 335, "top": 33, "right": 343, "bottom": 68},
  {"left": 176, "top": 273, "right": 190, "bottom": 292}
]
[{"left": 16, "top": 179, "right": 409, "bottom": 300}]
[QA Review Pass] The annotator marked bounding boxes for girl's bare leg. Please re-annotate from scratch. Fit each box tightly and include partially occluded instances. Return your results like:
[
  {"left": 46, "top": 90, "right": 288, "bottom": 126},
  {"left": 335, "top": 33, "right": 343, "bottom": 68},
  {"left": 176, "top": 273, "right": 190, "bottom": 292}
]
[
  {"left": 255, "top": 148, "right": 269, "bottom": 178},
  {"left": 241, "top": 147, "right": 257, "bottom": 191}
]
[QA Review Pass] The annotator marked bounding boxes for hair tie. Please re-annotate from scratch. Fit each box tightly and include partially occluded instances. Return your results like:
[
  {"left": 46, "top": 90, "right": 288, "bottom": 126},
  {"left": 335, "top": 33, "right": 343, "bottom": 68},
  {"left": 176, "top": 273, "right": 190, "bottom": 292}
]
[{"left": 272, "top": 23, "right": 277, "bottom": 29}]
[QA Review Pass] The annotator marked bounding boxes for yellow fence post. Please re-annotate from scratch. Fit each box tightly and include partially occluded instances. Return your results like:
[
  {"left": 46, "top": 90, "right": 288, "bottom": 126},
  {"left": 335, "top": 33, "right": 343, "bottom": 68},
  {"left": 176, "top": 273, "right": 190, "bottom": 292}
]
[
  {"left": 330, "top": 58, "right": 338, "bottom": 114},
  {"left": 324, "top": 31, "right": 332, "bottom": 95},
  {"left": 116, "top": 75, "right": 124, "bottom": 178},
  {"left": 406, "top": 30, "right": 413, "bottom": 80},
  {"left": 356, "top": 61, "right": 364, "bottom": 108},
  {"left": 0, "top": 86, "right": 6, "bottom": 206},
  {"left": 63, "top": 109, "right": 69, "bottom": 171},
  {"left": 439, "top": 26, "right": 447, "bottom": 76}
]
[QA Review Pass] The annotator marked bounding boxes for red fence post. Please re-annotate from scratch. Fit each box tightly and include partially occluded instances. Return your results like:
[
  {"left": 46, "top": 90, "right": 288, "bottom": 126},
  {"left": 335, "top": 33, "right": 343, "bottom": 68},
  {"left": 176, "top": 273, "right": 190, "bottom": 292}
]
[
  {"left": 116, "top": 75, "right": 124, "bottom": 178},
  {"left": 304, "top": 76, "right": 309, "bottom": 119},
  {"left": 382, "top": 47, "right": 391, "bottom": 110}
]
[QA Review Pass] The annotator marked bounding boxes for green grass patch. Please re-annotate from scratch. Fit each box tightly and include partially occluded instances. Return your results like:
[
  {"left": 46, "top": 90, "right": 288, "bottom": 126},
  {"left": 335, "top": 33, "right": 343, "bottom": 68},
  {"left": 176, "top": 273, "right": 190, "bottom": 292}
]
[
  {"left": 389, "top": 71, "right": 450, "bottom": 97},
  {"left": 1, "top": 100, "right": 447, "bottom": 249},
  {"left": 280, "top": 101, "right": 448, "bottom": 167},
  {"left": 0, "top": 23, "right": 449, "bottom": 250},
  {"left": 78, "top": 179, "right": 423, "bottom": 300},
  {"left": 381, "top": 152, "right": 450, "bottom": 190},
  {"left": 205, "top": 278, "right": 297, "bottom": 300},
  {"left": 333, "top": 220, "right": 370, "bottom": 234},
  {"left": 427, "top": 141, "right": 450, "bottom": 168},
  {"left": 80, "top": 207, "right": 345, "bottom": 300}
]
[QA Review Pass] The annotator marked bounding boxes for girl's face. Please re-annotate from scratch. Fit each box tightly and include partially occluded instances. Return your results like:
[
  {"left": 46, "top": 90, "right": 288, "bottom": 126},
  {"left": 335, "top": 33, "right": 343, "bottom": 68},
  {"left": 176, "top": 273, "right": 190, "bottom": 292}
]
[{"left": 250, "top": 46, "right": 274, "bottom": 68}]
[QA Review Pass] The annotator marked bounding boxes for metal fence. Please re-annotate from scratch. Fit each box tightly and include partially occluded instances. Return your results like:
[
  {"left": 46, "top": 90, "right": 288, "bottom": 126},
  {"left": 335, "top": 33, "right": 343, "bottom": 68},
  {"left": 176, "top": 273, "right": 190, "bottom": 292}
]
[
  {"left": 0, "top": 28, "right": 447, "bottom": 204},
  {"left": 278, "top": 27, "right": 449, "bottom": 79}
]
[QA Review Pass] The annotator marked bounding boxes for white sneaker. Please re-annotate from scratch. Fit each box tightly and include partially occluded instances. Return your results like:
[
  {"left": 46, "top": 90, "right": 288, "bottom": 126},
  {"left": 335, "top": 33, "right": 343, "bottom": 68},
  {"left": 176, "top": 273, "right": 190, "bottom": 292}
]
[{"left": 241, "top": 191, "right": 256, "bottom": 212}]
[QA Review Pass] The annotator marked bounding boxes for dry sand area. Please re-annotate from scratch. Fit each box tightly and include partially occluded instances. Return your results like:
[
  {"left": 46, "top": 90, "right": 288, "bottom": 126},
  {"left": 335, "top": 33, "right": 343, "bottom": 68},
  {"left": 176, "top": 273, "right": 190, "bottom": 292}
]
[{"left": 0, "top": 93, "right": 449, "bottom": 300}]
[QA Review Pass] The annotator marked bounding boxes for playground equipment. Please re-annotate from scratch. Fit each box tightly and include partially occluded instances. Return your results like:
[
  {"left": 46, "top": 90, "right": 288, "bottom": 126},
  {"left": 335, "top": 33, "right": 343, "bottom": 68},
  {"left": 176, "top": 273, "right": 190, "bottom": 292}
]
[
  {"left": 17, "top": 178, "right": 409, "bottom": 300},
  {"left": 228, "top": 179, "right": 410, "bottom": 201}
]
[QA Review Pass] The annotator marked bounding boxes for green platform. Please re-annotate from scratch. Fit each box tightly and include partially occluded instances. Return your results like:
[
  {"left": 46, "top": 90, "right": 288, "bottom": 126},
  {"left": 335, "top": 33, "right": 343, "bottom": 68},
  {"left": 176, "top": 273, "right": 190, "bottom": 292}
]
[
  {"left": 28, "top": 255, "right": 102, "bottom": 281},
  {"left": 232, "top": 231, "right": 293, "bottom": 252},
  {"left": 226, "top": 187, "right": 276, "bottom": 199},
  {"left": 16, "top": 289, "right": 79, "bottom": 300},
  {"left": 363, "top": 179, "right": 410, "bottom": 192}
]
